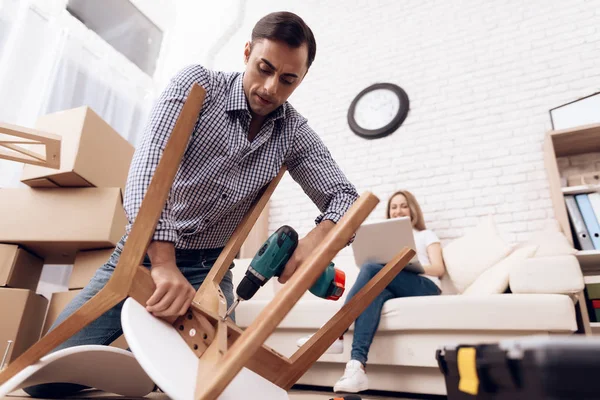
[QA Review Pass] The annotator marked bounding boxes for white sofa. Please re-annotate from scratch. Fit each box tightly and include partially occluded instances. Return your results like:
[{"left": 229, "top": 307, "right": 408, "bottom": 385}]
[{"left": 232, "top": 223, "right": 586, "bottom": 396}]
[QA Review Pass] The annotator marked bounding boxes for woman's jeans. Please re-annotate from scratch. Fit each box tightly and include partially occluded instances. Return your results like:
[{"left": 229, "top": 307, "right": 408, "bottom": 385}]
[
  {"left": 24, "top": 237, "right": 235, "bottom": 398},
  {"left": 345, "top": 263, "right": 441, "bottom": 366}
]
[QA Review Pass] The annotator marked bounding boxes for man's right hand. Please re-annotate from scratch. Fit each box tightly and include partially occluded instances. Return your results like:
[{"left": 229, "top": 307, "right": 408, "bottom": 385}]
[{"left": 146, "top": 241, "right": 196, "bottom": 318}]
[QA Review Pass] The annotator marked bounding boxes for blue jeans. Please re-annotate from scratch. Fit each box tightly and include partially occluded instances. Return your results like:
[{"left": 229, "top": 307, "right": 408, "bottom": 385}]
[
  {"left": 346, "top": 263, "right": 441, "bottom": 366},
  {"left": 24, "top": 237, "right": 235, "bottom": 398}
]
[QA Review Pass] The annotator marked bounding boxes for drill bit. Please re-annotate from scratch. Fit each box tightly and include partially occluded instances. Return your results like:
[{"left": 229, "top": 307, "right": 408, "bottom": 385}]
[{"left": 224, "top": 298, "right": 241, "bottom": 320}]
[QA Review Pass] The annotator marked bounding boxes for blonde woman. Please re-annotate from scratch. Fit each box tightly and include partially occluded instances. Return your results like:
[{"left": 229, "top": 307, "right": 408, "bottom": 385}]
[{"left": 299, "top": 190, "right": 445, "bottom": 393}]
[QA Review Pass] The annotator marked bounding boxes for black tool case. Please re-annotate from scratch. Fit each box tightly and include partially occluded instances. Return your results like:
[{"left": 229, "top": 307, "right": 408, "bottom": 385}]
[{"left": 436, "top": 335, "right": 600, "bottom": 399}]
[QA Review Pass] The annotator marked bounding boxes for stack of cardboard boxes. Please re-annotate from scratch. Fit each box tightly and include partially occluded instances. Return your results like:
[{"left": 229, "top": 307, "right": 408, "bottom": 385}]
[{"left": 0, "top": 106, "right": 135, "bottom": 363}]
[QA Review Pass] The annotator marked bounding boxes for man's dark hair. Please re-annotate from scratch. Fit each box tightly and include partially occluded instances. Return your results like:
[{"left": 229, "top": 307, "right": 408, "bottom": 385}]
[{"left": 251, "top": 11, "right": 316, "bottom": 70}]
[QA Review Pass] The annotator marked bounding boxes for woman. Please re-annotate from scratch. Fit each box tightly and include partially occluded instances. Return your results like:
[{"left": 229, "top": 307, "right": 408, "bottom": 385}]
[{"left": 300, "top": 190, "right": 445, "bottom": 393}]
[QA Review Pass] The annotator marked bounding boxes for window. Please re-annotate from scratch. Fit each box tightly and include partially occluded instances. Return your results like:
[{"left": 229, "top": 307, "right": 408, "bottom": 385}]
[{"left": 66, "top": 0, "right": 163, "bottom": 76}]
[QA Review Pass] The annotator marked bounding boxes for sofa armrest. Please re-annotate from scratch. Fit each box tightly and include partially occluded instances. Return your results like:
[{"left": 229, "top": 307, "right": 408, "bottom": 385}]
[{"left": 509, "top": 255, "right": 584, "bottom": 294}]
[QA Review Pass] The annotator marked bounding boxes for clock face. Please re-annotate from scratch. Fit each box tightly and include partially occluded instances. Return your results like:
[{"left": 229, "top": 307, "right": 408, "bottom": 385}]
[
  {"left": 347, "top": 83, "right": 409, "bottom": 140},
  {"left": 353, "top": 89, "right": 401, "bottom": 130}
]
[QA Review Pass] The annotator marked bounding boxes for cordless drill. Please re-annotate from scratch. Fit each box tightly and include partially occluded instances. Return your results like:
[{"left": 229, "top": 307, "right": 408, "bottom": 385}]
[{"left": 224, "top": 225, "right": 346, "bottom": 318}]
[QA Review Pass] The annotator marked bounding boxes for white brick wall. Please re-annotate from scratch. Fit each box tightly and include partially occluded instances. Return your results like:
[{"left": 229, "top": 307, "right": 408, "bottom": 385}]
[{"left": 163, "top": 0, "right": 600, "bottom": 248}]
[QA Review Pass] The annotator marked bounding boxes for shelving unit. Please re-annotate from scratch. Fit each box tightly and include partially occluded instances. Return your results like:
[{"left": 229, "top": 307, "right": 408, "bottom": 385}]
[
  {"left": 544, "top": 123, "right": 600, "bottom": 335},
  {"left": 578, "top": 250, "right": 600, "bottom": 274},
  {"left": 562, "top": 185, "right": 600, "bottom": 195},
  {"left": 544, "top": 123, "right": 600, "bottom": 241}
]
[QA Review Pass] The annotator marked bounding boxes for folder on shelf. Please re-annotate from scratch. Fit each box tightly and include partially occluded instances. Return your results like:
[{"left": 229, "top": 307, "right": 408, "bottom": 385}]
[
  {"left": 565, "top": 195, "right": 594, "bottom": 250},
  {"left": 587, "top": 283, "right": 600, "bottom": 300},
  {"left": 590, "top": 192, "right": 600, "bottom": 226},
  {"left": 575, "top": 194, "right": 600, "bottom": 250}
]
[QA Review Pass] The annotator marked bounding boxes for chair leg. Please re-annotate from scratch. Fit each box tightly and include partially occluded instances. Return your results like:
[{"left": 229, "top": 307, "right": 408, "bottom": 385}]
[
  {"left": 575, "top": 291, "right": 592, "bottom": 335},
  {"left": 278, "top": 247, "right": 415, "bottom": 389},
  {"left": 194, "top": 192, "right": 379, "bottom": 400},
  {"left": 195, "top": 288, "right": 228, "bottom": 399},
  {"left": 0, "top": 285, "right": 123, "bottom": 385},
  {"left": 193, "top": 167, "right": 286, "bottom": 307},
  {"left": 0, "top": 84, "right": 206, "bottom": 385}
]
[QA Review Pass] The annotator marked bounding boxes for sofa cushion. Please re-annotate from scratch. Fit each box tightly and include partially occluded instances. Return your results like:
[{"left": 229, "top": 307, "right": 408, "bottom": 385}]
[
  {"left": 514, "top": 220, "right": 576, "bottom": 257},
  {"left": 522, "top": 229, "right": 577, "bottom": 257},
  {"left": 462, "top": 245, "right": 538, "bottom": 295},
  {"left": 236, "top": 293, "right": 577, "bottom": 333},
  {"left": 509, "top": 255, "right": 584, "bottom": 294},
  {"left": 442, "top": 216, "right": 513, "bottom": 293}
]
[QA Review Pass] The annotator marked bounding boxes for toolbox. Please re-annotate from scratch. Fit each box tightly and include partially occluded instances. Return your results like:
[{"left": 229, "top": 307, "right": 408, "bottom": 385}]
[{"left": 436, "top": 335, "right": 600, "bottom": 399}]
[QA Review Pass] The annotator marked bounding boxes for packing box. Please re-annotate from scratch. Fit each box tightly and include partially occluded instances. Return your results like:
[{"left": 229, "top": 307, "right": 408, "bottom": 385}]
[
  {"left": 20, "top": 106, "right": 134, "bottom": 191},
  {"left": 0, "top": 288, "right": 48, "bottom": 363},
  {"left": 43, "top": 289, "right": 127, "bottom": 350},
  {"left": 0, "top": 187, "right": 127, "bottom": 264},
  {"left": 42, "top": 289, "right": 80, "bottom": 335},
  {"left": 0, "top": 244, "right": 44, "bottom": 291},
  {"left": 69, "top": 248, "right": 114, "bottom": 289}
]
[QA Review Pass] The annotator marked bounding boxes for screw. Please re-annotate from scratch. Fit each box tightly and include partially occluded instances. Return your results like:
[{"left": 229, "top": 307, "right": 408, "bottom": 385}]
[{"left": 1, "top": 340, "right": 13, "bottom": 370}]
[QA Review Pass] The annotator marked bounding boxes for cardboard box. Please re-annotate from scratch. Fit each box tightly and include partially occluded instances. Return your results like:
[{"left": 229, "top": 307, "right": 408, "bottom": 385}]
[
  {"left": 0, "top": 288, "right": 48, "bottom": 363},
  {"left": 42, "top": 289, "right": 128, "bottom": 350},
  {"left": 42, "top": 290, "right": 81, "bottom": 336},
  {"left": 0, "top": 187, "right": 127, "bottom": 264},
  {"left": 69, "top": 248, "right": 114, "bottom": 289},
  {"left": 0, "top": 244, "right": 44, "bottom": 291},
  {"left": 20, "top": 106, "right": 134, "bottom": 191}
]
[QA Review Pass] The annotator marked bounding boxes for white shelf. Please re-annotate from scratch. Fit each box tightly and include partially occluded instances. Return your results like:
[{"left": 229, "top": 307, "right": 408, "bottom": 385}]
[
  {"left": 562, "top": 185, "right": 600, "bottom": 195},
  {"left": 592, "top": 322, "right": 600, "bottom": 335},
  {"left": 578, "top": 250, "right": 600, "bottom": 274}
]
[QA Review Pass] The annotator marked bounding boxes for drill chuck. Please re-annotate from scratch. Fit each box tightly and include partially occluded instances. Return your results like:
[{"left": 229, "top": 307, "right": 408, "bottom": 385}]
[{"left": 236, "top": 266, "right": 267, "bottom": 301}]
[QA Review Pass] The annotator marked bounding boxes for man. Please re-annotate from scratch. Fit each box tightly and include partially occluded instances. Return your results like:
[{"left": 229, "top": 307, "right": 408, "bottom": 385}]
[{"left": 25, "top": 11, "right": 358, "bottom": 397}]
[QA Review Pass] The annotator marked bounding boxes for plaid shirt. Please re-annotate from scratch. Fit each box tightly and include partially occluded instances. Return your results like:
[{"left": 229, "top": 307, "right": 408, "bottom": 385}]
[{"left": 123, "top": 64, "right": 359, "bottom": 249}]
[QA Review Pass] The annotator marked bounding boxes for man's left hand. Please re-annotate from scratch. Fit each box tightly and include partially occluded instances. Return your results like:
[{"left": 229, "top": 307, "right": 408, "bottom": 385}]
[{"left": 277, "top": 220, "right": 335, "bottom": 283}]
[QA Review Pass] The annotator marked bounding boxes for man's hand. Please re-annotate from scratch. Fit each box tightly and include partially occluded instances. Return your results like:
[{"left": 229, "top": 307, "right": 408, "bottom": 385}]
[
  {"left": 146, "top": 241, "right": 196, "bottom": 317},
  {"left": 278, "top": 220, "right": 335, "bottom": 283}
]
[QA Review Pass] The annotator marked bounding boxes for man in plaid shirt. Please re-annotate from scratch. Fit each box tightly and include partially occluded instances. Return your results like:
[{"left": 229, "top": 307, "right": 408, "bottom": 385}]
[
  {"left": 128, "top": 11, "right": 359, "bottom": 319},
  {"left": 25, "top": 12, "right": 358, "bottom": 396},
  {"left": 125, "top": 12, "right": 358, "bottom": 316}
]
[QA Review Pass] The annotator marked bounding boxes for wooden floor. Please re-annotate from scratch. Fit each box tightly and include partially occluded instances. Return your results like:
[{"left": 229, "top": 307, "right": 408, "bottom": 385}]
[{"left": 6, "top": 387, "right": 437, "bottom": 399}]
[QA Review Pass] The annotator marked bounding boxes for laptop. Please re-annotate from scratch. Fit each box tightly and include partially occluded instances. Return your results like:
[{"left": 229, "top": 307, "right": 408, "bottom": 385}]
[{"left": 351, "top": 217, "right": 425, "bottom": 274}]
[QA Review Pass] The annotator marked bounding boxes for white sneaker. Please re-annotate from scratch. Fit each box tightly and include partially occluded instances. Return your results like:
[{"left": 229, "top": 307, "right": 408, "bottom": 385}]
[
  {"left": 295, "top": 334, "right": 344, "bottom": 354},
  {"left": 333, "top": 360, "right": 369, "bottom": 393}
]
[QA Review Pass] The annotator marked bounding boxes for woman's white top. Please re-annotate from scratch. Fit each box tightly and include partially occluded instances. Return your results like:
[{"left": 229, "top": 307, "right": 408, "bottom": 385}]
[{"left": 413, "top": 228, "right": 441, "bottom": 288}]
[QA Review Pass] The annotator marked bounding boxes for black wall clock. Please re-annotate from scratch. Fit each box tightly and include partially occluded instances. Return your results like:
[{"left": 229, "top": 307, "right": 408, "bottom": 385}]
[{"left": 347, "top": 83, "right": 409, "bottom": 140}]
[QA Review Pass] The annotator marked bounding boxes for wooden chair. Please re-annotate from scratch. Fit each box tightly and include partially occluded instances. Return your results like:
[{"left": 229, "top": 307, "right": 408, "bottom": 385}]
[
  {"left": 0, "top": 122, "right": 61, "bottom": 168},
  {"left": 0, "top": 84, "right": 414, "bottom": 399}
]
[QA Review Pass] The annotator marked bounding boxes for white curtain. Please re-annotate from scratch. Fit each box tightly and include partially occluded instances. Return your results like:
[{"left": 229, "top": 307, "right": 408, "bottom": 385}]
[
  {"left": 0, "top": 0, "right": 156, "bottom": 189},
  {"left": 0, "top": 0, "right": 66, "bottom": 187}
]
